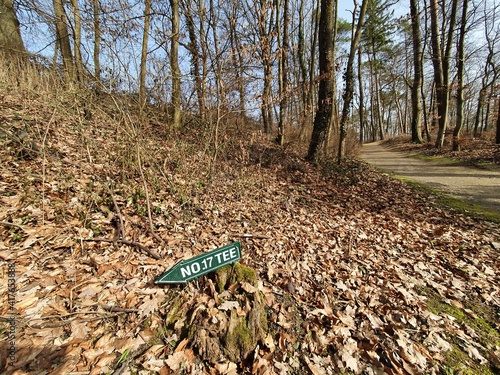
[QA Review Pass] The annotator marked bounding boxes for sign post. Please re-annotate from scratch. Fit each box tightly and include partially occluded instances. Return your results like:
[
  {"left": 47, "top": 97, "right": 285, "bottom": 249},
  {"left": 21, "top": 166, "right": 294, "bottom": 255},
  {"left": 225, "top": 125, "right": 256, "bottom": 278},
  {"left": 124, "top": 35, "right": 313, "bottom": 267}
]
[{"left": 155, "top": 242, "right": 242, "bottom": 284}]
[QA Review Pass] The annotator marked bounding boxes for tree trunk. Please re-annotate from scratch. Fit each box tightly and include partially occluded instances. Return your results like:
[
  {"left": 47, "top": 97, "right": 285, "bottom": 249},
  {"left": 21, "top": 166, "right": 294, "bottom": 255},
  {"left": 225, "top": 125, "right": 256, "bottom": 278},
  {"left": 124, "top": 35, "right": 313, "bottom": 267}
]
[
  {"left": 183, "top": 0, "right": 206, "bottom": 122},
  {"left": 170, "top": 0, "right": 181, "bottom": 128},
  {"left": 453, "top": 0, "right": 468, "bottom": 151},
  {"left": 307, "top": 1, "right": 320, "bottom": 124},
  {"left": 277, "top": 0, "right": 290, "bottom": 146},
  {"left": 138, "top": 0, "right": 151, "bottom": 115},
  {"left": 358, "top": 46, "right": 365, "bottom": 143},
  {"left": 258, "top": 0, "right": 275, "bottom": 134},
  {"left": 0, "top": 0, "right": 25, "bottom": 57},
  {"left": 297, "top": 0, "right": 308, "bottom": 127},
  {"left": 496, "top": 96, "right": 500, "bottom": 144},
  {"left": 410, "top": 0, "right": 424, "bottom": 143},
  {"left": 70, "top": 0, "right": 83, "bottom": 82},
  {"left": 53, "top": 0, "right": 75, "bottom": 82},
  {"left": 372, "top": 49, "right": 384, "bottom": 140},
  {"left": 93, "top": 0, "right": 101, "bottom": 87},
  {"left": 229, "top": 0, "right": 246, "bottom": 126},
  {"left": 429, "top": 0, "right": 446, "bottom": 148},
  {"left": 431, "top": 0, "right": 458, "bottom": 148},
  {"left": 306, "top": 0, "right": 336, "bottom": 162},
  {"left": 338, "top": 0, "right": 368, "bottom": 162}
]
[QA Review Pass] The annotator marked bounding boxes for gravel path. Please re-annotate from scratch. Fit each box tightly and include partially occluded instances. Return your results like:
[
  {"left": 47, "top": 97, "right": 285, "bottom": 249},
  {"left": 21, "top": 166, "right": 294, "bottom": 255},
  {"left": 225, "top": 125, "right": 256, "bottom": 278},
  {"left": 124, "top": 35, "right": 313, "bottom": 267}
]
[{"left": 360, "top": 141, "right": 500, "bottom": 214}]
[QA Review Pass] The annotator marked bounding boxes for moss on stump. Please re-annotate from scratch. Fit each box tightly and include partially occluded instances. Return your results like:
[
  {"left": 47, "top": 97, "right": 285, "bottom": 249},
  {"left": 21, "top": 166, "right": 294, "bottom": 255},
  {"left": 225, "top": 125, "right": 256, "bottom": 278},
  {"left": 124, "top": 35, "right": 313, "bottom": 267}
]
[{"left": 162, "top": 263, "right": 267, "bottom": 364}]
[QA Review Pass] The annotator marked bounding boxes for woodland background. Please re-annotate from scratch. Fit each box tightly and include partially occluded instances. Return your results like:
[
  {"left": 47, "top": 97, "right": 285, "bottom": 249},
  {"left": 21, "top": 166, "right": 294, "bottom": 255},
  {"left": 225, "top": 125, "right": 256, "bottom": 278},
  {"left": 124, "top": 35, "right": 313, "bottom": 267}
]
[{"left": 1, "top": 0, "right": 499, "bottom": 158}]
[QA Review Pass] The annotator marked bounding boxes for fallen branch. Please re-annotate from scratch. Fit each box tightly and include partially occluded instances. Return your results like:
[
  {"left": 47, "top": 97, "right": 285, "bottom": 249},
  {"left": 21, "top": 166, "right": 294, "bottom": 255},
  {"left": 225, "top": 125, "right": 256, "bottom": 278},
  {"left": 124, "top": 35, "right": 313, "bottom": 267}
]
[
  {"left": 136, "top": 141, "right": 164, "bottom": 245},
  {"left": 105, "top": 177, "right": 126, "bottom": 244},
  {"left": 100, "top": 304, "right": 139, "bottom": 313},
  {"left": 229, "top": 232, "right": 271, "bottom": 240},
  {"left": 32, "top": 315, "right": 120, "bottom": 329},
  {"left": 0, "top": 221, "right": 25, "bottom": 230},
  {"left": 84, "top": 237, "right": 162, "bottom": 260}
]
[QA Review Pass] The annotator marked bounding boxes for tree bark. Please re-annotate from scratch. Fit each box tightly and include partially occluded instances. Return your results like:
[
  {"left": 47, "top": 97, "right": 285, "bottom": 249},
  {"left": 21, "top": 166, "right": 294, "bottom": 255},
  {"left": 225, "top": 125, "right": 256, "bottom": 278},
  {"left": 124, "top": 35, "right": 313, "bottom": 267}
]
[
  {"left": 453, "top": 0, "right": 469, "bottom": 151},
  {"left": 228, "top": 0, "right": 246, "bottom": 126},
  {"left": 431, "top": 0, "right": 458, "bottom": 148},
  {"left": 496, "top": 96, "right": 500, "bottom": 144},
  {"left": 183, "top": 0, "right": 206, "bottom": 121},
  {"left": 138, "top": 0, "right": 151, "bottom": 115},
  {"left": 258, "top": 0, "right": 275, "bottom": 134},
  {"left": 337, "top": 0, "right": 368, "bottom": 162},
  {"left": 277, "top": 0, "right": 290, "bottom": 146},
  {"left": 53, "top": 0, "right": 75, "bottom": 82},
  {"left": 0, "top": 0, "right": 25, "bottom": 57},
  {"left": 429, "top": 0, "right": 446, "bottom": 148},
  {"left": 70, "top": 0, "right": 83, "bottom": 82},
  {"left": 297, "top": 0, "right": 308, "bottom": 127},
  {"left": 410, "top": 0, "right": 424, "bottom": 143},
  {"left": 93, "top": 0, "right": 101, "bottom": 86},
  {"left": 170, "top": 0, "right": 182, "bottom": 128},
  {"left": 358, "top": 46, "right": 365, "bottom": 143},
  {"left": 306, "top": 0, "right": 336, "bottom": 162}
]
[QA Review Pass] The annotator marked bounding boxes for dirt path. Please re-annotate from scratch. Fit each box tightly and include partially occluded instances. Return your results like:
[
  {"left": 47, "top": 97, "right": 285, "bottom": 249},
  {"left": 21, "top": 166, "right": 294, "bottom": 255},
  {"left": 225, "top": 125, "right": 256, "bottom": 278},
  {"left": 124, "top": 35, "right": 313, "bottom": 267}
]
[{"left": 360, "top": 141, "right": 500, "bottom": 214}]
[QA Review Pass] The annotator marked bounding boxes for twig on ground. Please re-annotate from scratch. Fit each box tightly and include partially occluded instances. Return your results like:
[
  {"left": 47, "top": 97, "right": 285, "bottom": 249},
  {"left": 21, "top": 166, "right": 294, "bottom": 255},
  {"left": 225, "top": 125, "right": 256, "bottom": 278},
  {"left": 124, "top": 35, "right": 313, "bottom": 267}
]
[
  {"left": 136, "top": 141, "right": 164, "bottom": 245},
  {"left": 100, "top": 304, "right": 139, "bottom": 313},
  {"left": 84, "top": 237, "right": 162, "bottom": 260},
  {"left": 31, "top": 315, "right": 120, "bottom": 329},
  {"left": 0, "top": 221, "right": 25, "bottom": 230},
  {"left": 229, "top": 232, "right": 271, "bottom": 240},
  {"left": 105, "top": 177, "right": 126, "bottom": 243}
]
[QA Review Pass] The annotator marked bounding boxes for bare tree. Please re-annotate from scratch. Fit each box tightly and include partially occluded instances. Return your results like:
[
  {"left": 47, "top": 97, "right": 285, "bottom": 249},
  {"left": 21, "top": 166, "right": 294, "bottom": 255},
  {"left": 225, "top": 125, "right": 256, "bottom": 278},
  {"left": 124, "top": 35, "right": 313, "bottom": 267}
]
[
  {"left": 138, "top": 0, "right": 151, "bottom": 114},
  {"left": 53, "top": 0, "right": 75, "bottom": 82},
  {"left": 306, "top": 0, "right": 337, "bottom": 162},
  {"left": 453, "top": 0, "right": 469, "bottom": 151},
  {"left": 70, "top": 0, "right": 83, "bottom": 82},
  {"left": 277, "top": 0, "right": 290, "bottom": 145},
  {"left": 170, "top": 0, "right": 181, "bottom": 128},
  {"left": 496, "top": 96, "right": 500, "bottom": 144},
  {"left": 473, "top": 2, "right": 500, "bottom": 137},
  {"left": 0, "top": 0, "right": 26, "bottom": 57},
  {"left": 93, "top": 0, "right": 101, "bottom": 86},
  {"left": 430, "top": 0, "right": 459, "bottom": 148},
  {"left": 338, "top": 0, "right": 368, "bottom": 161},
  {"left": 253, "top": 0, "right": 276, "bottom": 134},
  {"left": 182, "top": 0, "right": 206, "bottom": 121},
  {"left": 410, "top": 0, "right": 424, "bottom": 144}
]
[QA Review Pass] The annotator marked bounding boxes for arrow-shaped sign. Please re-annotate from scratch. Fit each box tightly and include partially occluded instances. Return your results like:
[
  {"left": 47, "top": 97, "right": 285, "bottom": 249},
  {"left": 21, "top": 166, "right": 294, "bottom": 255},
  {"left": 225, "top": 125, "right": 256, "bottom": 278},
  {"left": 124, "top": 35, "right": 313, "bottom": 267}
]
[{"left": 155, "top": 242, "right": 242, "bottom": 284}]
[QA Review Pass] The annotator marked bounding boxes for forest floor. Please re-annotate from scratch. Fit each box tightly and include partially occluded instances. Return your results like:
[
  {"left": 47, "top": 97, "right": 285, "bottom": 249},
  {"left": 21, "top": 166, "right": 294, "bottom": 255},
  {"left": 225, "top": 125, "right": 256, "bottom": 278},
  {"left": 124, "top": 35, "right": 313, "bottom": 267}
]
[
  {"left": 360, "top": 140, "right": 500, "bottom": 216},
  {"left": 1, "top": 78, "right": 500, "bottom": 375}
]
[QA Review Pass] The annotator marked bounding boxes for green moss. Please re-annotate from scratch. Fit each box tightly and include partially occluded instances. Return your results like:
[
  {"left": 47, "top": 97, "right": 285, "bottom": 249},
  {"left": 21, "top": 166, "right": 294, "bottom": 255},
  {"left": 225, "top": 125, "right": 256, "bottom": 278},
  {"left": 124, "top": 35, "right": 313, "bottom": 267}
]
[
  {"left": 233, "top": 262, "right": 258, "bottom": 285},
  {"left": 426, "top": 294, "right": 500, "bottom": 350},
  {"left": 165, "top": 294, "right": 187, "bottom": 327},
  {"left": 224, "top": 312, "right": 254, "bottom": 361},
  {"left": 214, "top": 262, "right": 258, "bottom": 292},
  {"left": 394, "top": 176, "right": 500, "bottom": 224},
  {"left": 421, "top": 288, "right": 500, "bottom": 374},
  {"left": 443, "top": 344, "right": 494, "bottom": 375}
]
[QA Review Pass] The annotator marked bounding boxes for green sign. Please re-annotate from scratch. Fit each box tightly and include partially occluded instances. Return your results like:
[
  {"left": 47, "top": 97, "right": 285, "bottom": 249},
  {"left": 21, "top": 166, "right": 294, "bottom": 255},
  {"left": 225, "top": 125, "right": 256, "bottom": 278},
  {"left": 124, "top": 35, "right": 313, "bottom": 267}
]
[{"left": 155, "top": 242, "right": 242, "bottom": 284}]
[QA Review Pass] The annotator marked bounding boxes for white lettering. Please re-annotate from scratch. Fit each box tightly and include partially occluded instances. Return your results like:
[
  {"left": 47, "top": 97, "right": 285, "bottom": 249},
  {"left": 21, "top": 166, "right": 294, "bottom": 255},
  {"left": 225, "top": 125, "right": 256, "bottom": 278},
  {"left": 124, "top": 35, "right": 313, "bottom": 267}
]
[
  {"left": 222, "top": 250, "right": 230, "bottom": 262},
  {"left": 215, "top": 253, "right": 222, "bottom": 263},
  {"left": 191, "top": 262, "right": 201, "bottom": 274},
  {"left": 181, "top": 266, "right": 191, "bottom": 278},
  {"left": 229, "top": 247, "right": 237, "bottom": 259}
]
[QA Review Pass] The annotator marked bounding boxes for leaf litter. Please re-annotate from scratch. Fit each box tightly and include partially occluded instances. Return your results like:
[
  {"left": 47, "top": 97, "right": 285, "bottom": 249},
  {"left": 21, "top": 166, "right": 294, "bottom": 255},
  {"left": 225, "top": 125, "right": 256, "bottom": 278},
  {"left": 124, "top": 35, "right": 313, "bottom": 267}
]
[{"left": 0, "top": 91, "right": 499, "bottom": 374}]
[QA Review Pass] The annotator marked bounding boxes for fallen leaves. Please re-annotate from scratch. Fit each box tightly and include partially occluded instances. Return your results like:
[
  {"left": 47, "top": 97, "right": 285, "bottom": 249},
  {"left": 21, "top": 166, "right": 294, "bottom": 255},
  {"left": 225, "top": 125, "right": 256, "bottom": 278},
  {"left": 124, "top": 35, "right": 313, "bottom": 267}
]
[{"left": 1, "top": 89, "right": 499, "bottom": 374}]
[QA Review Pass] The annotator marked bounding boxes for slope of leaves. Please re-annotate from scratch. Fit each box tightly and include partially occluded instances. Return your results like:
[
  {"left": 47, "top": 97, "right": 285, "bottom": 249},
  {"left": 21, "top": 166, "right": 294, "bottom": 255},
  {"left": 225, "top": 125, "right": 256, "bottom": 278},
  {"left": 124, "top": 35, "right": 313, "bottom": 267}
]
[
  {"left": 384, "top": 134, "right": 500, "bottom": 167},
  {"left": 1, "top": 85, "right": 500, "bottom": 375}
]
